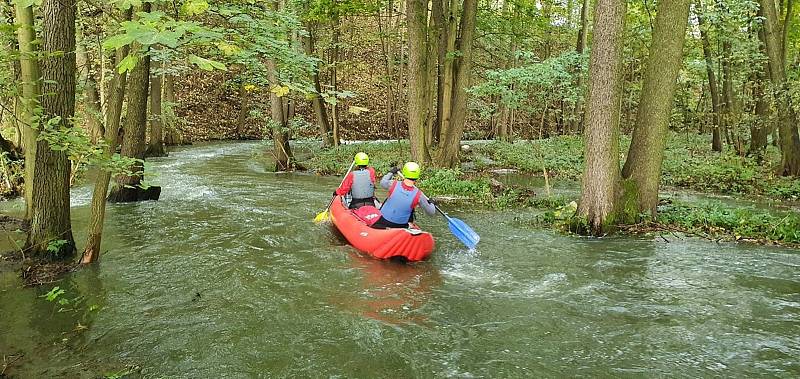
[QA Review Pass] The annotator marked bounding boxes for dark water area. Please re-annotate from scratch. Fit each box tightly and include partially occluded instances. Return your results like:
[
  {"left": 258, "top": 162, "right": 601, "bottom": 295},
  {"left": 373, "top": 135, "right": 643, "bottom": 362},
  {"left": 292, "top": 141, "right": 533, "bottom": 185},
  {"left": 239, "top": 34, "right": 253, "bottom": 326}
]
[{"left": 1, "top": 142, "right": 798, "bottom": 377}]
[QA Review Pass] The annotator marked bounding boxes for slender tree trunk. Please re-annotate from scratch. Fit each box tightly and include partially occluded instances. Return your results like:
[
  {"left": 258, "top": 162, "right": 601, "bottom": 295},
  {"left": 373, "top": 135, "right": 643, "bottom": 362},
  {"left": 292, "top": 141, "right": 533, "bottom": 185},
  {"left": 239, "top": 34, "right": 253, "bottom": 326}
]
[
  {"left": 146, "top": 61, "right": 166, "bottom": 157},
  {"left": 26, "top": 0, "right": 77, "bottom": 258},
  {"left": 760, "top": 0, "right": 800, "bottom": 175},
  {"left": 108, "top": 4, "right": 159, "bottom": 202},
  {"left": 76, "top": 33, "right": 102, "bottom": 144},
  {"left": 82, "top": 9, "right": 132, "bottom": 263},
  {"left": 425, "top": 6, "right": 440, "bottom": 149},
  {"left": 302, "top": 26, "right": 333, "bottom": 147},
  {"left": 577, "top": 0, "right": 627, "bottom": 235},
  {"left": 621, "top": 0, "right": 691, "bottom": 218},
  {"left": 749, "top": 23, "right": 771, "bottom": 157},
  {"left": 236, "top": 82, "right": 249, "bottom": 138},
  {"left": 13, "top": 3, "right": 40, "bottom": 221},
  {"left": 697, "top": 8, "right": 723, "bottom": 152},
  {"left": 406, "top": 0, "right": 432, "bottom": 163},
  {"left": 330, "top": 19, "right": 341, "bottom": 146},
  {"left": 721, "top": 40, "right": 744, "bottom": 154},
  {"left": 571, "top": 0, "right": 590, "bottom": 134},
  {"left": 438, "top": 0, "right": 478, "bottom": 168},
  {"left": 267, "top": 59, "right": 293, "bottom": 171}
]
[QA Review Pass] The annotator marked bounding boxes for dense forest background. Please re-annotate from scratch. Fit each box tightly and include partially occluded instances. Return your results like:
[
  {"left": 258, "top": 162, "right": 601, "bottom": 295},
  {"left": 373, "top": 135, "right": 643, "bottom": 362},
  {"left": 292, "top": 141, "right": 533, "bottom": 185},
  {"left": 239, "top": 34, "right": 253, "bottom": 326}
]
[{"left": 0, "top": 0, "right": 798, "bottom": 259}]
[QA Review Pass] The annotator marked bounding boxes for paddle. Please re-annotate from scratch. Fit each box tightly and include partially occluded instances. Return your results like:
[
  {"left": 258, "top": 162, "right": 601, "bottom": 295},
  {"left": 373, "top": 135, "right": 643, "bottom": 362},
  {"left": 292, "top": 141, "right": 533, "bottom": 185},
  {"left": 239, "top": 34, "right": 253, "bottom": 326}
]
[
  {"left": 434, "top": 205, "right": 480, "bottom": 250},
  {"left": 314, "top": 160, "right": 355, "bottom": 223}
]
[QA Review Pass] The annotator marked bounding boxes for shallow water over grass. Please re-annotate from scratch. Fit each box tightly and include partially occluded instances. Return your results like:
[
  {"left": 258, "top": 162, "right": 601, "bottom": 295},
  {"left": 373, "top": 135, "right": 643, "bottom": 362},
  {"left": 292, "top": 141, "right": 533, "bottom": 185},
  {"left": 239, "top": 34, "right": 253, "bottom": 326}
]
[{"left": 1, "top": 141, "right": 798, "bottom": 377}]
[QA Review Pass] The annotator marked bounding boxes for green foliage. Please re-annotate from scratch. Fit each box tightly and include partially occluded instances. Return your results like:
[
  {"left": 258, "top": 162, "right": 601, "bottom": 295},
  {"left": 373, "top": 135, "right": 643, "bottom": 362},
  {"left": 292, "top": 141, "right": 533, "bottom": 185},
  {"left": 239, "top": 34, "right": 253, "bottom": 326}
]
[
  {"left": 417, "top": 169, "right": 492, "bottom": 202},
  {"left": 300, "top": 141, "right": 411, "bottom": 175},
  {"left": 477, "top": 136, "right": 584, "bottom": 178},
  {"left": 45, "top": 239, "right": 69, "bottom": 255},
  {"left": 42, "top": 286, "right": 66, "bottom": 302},
  {"left": 657, "top": 202, "right": 800, "bottom": 244}
]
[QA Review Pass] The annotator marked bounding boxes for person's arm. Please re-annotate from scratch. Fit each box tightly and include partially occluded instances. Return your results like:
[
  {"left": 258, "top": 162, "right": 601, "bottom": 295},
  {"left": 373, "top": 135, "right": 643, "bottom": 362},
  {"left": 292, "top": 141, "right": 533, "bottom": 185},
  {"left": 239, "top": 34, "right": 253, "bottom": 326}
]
[
  {"left": 380, "top": 172, "right": 395, "bottom": 189},
  {"left": 335, "top": 172, "right": 353, "bottom": 195},
  {"left": 417, "top": 194, "right": 437, "bottom": 216}
]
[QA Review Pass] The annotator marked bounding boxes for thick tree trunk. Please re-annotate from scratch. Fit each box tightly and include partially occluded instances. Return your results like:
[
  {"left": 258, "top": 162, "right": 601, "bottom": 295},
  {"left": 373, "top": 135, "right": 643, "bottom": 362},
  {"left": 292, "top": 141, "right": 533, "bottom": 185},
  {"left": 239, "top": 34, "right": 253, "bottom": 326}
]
[
  {"left": 438, "top": 0, "right": 477, "bottom": 168},
  {"left": 13, "top": 3, "right": 40, "bottom": 221},
  {"left": 439, "top": 0, "right": 459, "bottom": 143},
  {"left": 433, "top": 0, "right": 447, "bottom": 143},
  {"left": 576, "top": 0, "right": 627, "bottom": 235},
  {"left": 108, "top": 4, "right": 160, "bottom": 202},
  {"left": 146, "top": 61, "right": 166, "bottom": 157},
  {"left": 697, "top": 8, "right": 723, "bottom": 152},
  {"left": 760, "top": 0, "right": 800, "bottom": 175},
  {"left": 302, "top": 26, "right": 333, "bottom": 148},
  {"left": 621, "top": 0, "right": 691, "bottom": 218},
  {"left": 26, "top": 0, "right": 77, "bottom": 259},
  {"left": 406, "top": 0, "right": 432, "bottom": 163},
  {"left": 82, "top": 9, "right": 132, "bottom": 263},
  {"left": 425, "top": 8, "right": 440, "bottom": 149},
  {"left": 162, "top": 74, "right": 183, "bottom": 145}
]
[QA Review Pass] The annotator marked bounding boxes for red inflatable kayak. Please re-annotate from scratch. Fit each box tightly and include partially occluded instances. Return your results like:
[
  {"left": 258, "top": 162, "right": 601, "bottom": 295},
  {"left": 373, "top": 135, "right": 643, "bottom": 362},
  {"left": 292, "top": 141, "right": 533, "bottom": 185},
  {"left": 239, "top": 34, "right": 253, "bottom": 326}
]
[{"left": 330, "top": 195, "right": 435, "bottom": 261}]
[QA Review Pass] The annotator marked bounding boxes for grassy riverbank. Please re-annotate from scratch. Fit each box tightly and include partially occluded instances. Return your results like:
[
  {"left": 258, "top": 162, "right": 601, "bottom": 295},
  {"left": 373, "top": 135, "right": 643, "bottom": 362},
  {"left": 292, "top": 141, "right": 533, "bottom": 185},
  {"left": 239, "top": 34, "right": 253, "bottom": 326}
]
[{"left": 298, "top": 134, "right": 800, "bottom": 246}]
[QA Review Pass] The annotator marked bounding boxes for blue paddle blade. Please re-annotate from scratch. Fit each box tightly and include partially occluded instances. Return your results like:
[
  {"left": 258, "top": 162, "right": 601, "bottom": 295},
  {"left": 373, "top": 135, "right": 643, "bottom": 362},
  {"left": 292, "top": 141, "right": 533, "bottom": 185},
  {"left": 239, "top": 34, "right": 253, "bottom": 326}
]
[{"left": 446, "top": 216, "right": 480, "bottom": 250}]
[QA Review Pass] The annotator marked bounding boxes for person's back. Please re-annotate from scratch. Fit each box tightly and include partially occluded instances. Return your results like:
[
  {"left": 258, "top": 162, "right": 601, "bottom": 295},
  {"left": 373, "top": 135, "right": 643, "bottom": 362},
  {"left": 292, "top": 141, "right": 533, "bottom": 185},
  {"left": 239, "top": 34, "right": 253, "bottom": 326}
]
[
  {"left": 335, "top": 152, "right": 376, "bottom": 209},
  {"left": 374, "top": 162, "right": 436, "bottom": 229}
]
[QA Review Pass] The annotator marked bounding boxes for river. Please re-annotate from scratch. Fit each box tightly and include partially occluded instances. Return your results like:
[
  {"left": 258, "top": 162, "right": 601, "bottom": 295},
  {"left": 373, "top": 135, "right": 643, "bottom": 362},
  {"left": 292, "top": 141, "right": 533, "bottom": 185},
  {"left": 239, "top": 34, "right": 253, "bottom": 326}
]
[{"left": 1, "top": 142, "right": 798, "bottom": 377}]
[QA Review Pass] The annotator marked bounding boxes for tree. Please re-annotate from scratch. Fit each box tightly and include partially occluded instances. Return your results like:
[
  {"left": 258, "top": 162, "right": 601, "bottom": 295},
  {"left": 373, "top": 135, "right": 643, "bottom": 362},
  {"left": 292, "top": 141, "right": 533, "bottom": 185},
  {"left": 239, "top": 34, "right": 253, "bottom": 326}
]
[
  {"left": 12, "top": 0, "right": 40, "bottom": 220},
  {"left": 576, "top": 0, "right": 626, "bottom": 234},
  {"left": 82, "top": 8, "right": 133, "bottom": 264},
  {"left": 438, "top": 0, "right": 478, "bottom": 168},
  {"left": 26, "top": 0, "right": 77, "bottom": 258},
  {"left": 108, "top": 3, "right": 160, "bottom": 203},
  {"left": 406, "top": 0, "right": 432, "bottom": 163},
  {"left": 146, "top": 60, "right": 167, "bottom": 157},
  {"left": 621, "top": 0, "right": 691, "bottom": 217},
  {"left": 759, "top": 0, "right": 800, "bottom": 176},
  {"left": 301, "top": 24, "right": 333, "bottom": 148},
  {"left": 696, "top": 3, "right": 723, "bottom": 152}
]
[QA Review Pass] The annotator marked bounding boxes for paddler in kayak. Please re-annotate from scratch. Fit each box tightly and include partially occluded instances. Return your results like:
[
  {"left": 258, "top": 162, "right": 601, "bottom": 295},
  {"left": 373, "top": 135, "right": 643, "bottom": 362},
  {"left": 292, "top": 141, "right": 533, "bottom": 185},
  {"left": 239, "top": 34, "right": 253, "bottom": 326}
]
[
  {"left": 373, "top": 162, "right": 437, "bottom": 229},
  {"left": 334, "top": 152, "right": 377, "bottom": 209}
]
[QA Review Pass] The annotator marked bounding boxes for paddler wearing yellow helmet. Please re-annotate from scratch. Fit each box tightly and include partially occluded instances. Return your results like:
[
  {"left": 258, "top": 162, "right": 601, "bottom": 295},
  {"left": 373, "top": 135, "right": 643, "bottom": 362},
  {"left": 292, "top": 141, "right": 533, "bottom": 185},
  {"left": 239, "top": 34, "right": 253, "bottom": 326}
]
[
  {"left": 334, "top": 152, "right": 377, "bottom": 209},
  {"left": 373, "top": 162, "right": 437, "bottom": 229}
]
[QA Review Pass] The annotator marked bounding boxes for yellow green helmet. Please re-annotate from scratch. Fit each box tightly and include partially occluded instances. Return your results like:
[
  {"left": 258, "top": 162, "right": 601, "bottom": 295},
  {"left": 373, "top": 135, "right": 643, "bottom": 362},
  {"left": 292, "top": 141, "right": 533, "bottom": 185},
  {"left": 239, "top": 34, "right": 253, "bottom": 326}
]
[
  {"left": 354, "top": 152, "right": 369, "bottom": 166},
  {"left": 402, "top": 162, "right": 421, "bottom": 180}
]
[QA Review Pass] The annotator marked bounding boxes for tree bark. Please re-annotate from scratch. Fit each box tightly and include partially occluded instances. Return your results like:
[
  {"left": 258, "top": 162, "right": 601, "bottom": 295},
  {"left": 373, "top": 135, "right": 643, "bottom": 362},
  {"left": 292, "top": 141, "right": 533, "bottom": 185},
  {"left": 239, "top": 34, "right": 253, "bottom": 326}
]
[
  {"left": 108, "top": 4, "right": 159, "bottom": 202},
  {"left": 759, "top": 0, "right": 800, "bottom": 175},
  {"left": 720, "top": 40, "right": 744, "bottom": 154},
  {"left": 162, "top": 74, "right": 183, "bottom": 145},
  {"left": 406, "top": 0, "right": 432, "bottom": 163},
  {"left": 267, "top": 59, "right": 293, "bottom": 171},
  {"left": 76, "top": 33, "right": 102, "bottom": 144},
  {"left": 146, "top": 60, "right": 166, "bottom": 157},
  {"left": 330, "top": 19, "right": 341, "bottom": 146},
  {"left": 621, "top": 0, "right": 691, "bottom": 218},
  {"left": 13, "top": 3, "right": 40, "bottom": 221},
  {"left": 697, "top": 6, "right": 723, "bottom": 152},
  {"left": 571, "top": 0, "right": 590, "bottom": 134},
  {"left": 26, "top": 0, "right": 77, "bottom": 259},
  {"left": 749, "top": 21, "right": 771, "bottom": 157},
  {"left": 82, "top": 9, "right": 132, "bottom": 263},
  {"left": 439, "top": 0, "right": 459, "bottom": 143},
  {"left": 576, "top": 0, "right": 627, "bottom": 235},
  {"left": 302, "top": 25, "right": 333, "bottom": 147},
  {"left": 438, "top": 0, "right": 478, "bottom": 168}
]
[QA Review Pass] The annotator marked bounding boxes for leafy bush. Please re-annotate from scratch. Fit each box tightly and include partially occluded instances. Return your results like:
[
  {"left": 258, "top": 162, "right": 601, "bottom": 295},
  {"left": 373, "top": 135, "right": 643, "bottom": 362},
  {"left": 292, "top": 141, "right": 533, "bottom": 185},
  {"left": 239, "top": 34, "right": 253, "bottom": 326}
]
[{"left": 418, "top": 169, "right": 492, "bottom": 201}]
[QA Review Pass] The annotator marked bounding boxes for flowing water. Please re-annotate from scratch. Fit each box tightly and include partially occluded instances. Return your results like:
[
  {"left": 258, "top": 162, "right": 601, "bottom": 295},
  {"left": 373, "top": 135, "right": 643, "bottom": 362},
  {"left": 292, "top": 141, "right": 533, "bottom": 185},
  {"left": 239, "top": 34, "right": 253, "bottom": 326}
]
[{"left": 1, "top": 142, "right": 798, "bottom": 378}]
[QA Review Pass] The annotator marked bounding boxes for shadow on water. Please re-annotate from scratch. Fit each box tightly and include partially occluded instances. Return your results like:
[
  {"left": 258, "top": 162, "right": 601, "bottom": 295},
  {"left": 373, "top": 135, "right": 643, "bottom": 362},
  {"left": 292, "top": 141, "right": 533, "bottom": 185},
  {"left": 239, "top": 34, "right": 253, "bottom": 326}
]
[{"left": 1, "top": 141, "right": 799, "bottom": 377}]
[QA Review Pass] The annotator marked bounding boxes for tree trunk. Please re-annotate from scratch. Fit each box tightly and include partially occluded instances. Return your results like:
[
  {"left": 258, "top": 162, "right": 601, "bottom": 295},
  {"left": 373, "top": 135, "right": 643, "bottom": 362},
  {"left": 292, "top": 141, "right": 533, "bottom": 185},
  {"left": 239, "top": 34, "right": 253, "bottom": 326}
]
[
  {"left": 749, "top": 22, "right": 771, "bottom": 157},
  {"left": 13, "top": 3, "right": 40, "bottom": 221},
  {"left": 267, "top": 59, "right": 293, "bottom": 171},
  {"left": 108, "top": 3, "right": 160, "bottom": 202},
  {"left": 621, "top": 0, "right": 691, "bottom": 218},
  {"left": 697, "top": 7, "right": 723, "bottom": 152},
  {"left": 438, "top": 0, "right": 478, "bottom": 168},
  {"left": 406, "top": 0, "right": 432, "bottom": 163},
  {"left": 302, "top": 26, "right": 333, "bottom": 147},
  {"left": 571, "top": 0, "right": 590, "bottom": 134},
  {"left": 162, "top": 74, "right": 182, "bottom": 145},
  {"left": 330, "top": 19, "right": 341, "bottom": 146},
  {"left": 760, "top": 0, "right": 800, "bottom": 175},
  {"left": 76, "top": 33, "right": 102, "bottom": 144},
  {"left": 26, "top": 0, "right": 77, "bottom": 259},
  {"left": 439, "top": 0, "right": 460, "bottom": 143},
  {"left": 425, "top": 6, "right": 440, "bottom": 149},
  {"left": 82, "top": 9, "right": 132, "bottom": 264},
  {"left": 433, "top": 0, "right": 447, "bottom": 144},
  {"left": 720, "top": 40, "right": 744, "bottom": 154},
  {"left": 576, "top": 0, "right": 627, "bottom": 235},
  {"left": 146, "top": 61, "right": 166, "bottom": 157}
]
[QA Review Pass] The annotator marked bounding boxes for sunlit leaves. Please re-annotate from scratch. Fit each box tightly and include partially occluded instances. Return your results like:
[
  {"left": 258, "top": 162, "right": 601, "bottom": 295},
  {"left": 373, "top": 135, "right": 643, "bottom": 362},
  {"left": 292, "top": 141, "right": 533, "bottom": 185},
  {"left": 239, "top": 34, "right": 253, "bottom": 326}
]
[
  {"left": 11, "top": 0, "right": 42, "bottom": 8},
  {"left": 347, "top": 106, "right": 369, "bottom": 115},
  {"left": 188, "top": 54, "right": 226, "bottom": 71},
  {"left": 181, "top": 0, "right": 210, "bottom": 16},
  {"left": 270, "top": 85, "right": 290, "bottom": 97},
  {"left": 117, "top": 53, "right": 138, "bottom": 73}
]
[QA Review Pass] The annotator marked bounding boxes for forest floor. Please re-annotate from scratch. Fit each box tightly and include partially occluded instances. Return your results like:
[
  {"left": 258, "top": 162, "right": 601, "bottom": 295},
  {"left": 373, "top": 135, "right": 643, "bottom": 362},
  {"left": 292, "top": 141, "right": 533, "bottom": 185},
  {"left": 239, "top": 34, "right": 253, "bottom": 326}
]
[{"left": 296, "top": 133, "right": 800, "bottom": 246}]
